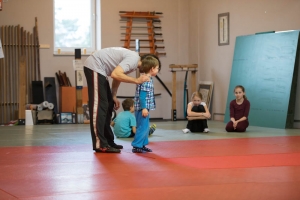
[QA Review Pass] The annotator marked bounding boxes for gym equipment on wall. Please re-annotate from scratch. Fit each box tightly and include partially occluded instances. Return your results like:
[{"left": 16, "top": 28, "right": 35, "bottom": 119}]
[
  {"left": 119, "top": 10, "right": 166, "bottom": 56},
  {"left": 169, "top": 64, "right": 198, "bottom": 121},
  {"left": 122, "top": 11, "right": 170, "bottom": 95},
  {"left": 0, "top": 18, "right": 41, "bottom": 125}
]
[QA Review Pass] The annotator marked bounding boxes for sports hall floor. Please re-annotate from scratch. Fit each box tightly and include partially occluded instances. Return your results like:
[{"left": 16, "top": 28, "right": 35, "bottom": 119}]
[{"left": 0, "top": 120, "right": 300, "bottom": 200}]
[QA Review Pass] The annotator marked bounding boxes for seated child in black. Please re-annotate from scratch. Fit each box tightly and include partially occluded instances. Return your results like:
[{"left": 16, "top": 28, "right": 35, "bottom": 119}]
[{"left": 182, "top": 92, "right": 211, "bottom": 133}]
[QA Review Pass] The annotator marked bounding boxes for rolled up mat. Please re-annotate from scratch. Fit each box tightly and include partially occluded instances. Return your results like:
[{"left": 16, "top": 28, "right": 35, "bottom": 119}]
[
  {"left": 37, "top": 105, "right": 43, "bottom": 111},
  {"left": 48, "top": 103, "right": 54, "bottom": 110},
  {"left": 37, "top": 101, "right": 49, "bottom": 111}
]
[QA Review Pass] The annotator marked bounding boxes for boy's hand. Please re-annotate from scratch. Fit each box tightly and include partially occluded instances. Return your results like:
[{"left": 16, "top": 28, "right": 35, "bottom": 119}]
[
  {"left": 142, "top": 108, "right": 148, "bottom": 117},
  {"left": 110, "top": 121, "right": 115, "bottom": 127},
  {"left": 132, "top": 126, "right": 136, "bottom": 134}
]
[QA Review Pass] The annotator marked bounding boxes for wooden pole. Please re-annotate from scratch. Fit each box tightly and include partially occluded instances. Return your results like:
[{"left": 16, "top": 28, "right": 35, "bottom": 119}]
[
  {"left": 20, "top": 27, "right": 24, "bottom": 56},
  {"left": 120, "top": 19, "right": 161, "bottom": 23},
  {"left": 122, "top": 32, "right": 162, "bottom": 36},
  {"left": 11, "top": 26, "right": 15, "bottom": 119},
  {"left": 18, "top": 27, "right": 26, "bottom": 122},
  {"left": 120, "top": 25, "right": 162, "bottom": 29},
  {"left": 123, "top": 18, "right": 132, "bottom": 48},
  {"left": 28, "top": 31, "right": 32, "bottom": 104},
  {"left": 6, "top": 26, "right": 12, "bottom": 121},
  {"left": 191, "top": 71, "right": 197, "bottom": 96},
  {"left": 30, "top": 33, "right": 34, "bottom": 82},
  {"left": 33, "top": 25, "right": 37, "bottom": 81},
  {"left": 23, "top": 29, "right": 27, "bottom": 106},
  {"left": 27, "top": 31, "right": 31, "bottom": 104},
  {"left": 125, "top": 45, "right": 165, "bottom": 49},
  {"left": 172, "top": 71, "right": 177, "bottom": 121},
  {"left": 18, "top": 55, "right": 26, "bottom": 123},
  {"left": 119, "top": 14, "right": 160, "bottom": 19},
  {"left": 9, "top": 26, "right": 13, "bottom": 120},
  {"left": 0, "top": 26, "right": 3, "bottom": 124},
  {"left": 4, "top": 26, "right": 8, "bottom": 123},
  {"left": 147, "top": 20, "right": 156, "bottom": 54},
  {"left": 121, "top": 39, "right": 164, "bottom": 42},
  {"left": 35, "top": 17, "right": 41, "bottom": 80},
  {"left": 139, "top": 52, "right": 166, "bottom": 56},
  {"left": 16, "top": 25, "right": 20, "bottom": 115},
  {"left": 13, "top": 26, "right": 18, "bottom": 119},
  {"left": 119, "top": 11, "right": 163, "bottom": 15}
]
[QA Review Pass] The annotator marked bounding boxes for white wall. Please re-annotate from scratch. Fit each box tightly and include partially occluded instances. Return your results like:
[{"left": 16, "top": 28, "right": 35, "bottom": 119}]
[
  {"left": 196, "top": 0, "right": 300, "bottom": 125},
  {"left": 1, "top": 0, "right": 300, "bottom": 124}
]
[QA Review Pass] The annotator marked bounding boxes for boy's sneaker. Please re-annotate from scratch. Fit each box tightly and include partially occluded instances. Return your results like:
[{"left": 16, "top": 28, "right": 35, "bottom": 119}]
[
  {"left": 132, "top": 147, "right": 144, "bottom": 153},
  {"left": 203, "top": 128, "right": 210, "bottom": 133},
  {"left": 182, "top": 128, "right": 190, "bottom": 134},
  {"left": 95, "top": 146, "right": 121, "bottom": 153},
  {"left": 149, "top": 124, "right": 156, "bottom": 135},
  {"left": 142, "top": 146, "right": 152, "bottom": 152}
]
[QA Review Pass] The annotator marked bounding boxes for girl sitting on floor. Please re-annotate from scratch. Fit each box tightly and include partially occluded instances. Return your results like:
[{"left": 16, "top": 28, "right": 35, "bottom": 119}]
[{"left": 182, "top": 92, "right": 211, "bottom": 133}]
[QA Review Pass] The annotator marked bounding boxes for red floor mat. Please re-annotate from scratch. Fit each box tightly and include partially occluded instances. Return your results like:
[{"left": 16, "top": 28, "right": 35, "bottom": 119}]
[
  {"left": 0, "top": 136, "right": 300, "bottom": 199},
  {"left": 164, "top": 153, "right": 300, "bottom": 169}
]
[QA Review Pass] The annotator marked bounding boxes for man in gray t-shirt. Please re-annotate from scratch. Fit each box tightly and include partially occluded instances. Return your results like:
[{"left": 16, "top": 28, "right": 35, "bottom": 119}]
[{"left": 83, "top": 47, "right": 160, "bottom": 153}]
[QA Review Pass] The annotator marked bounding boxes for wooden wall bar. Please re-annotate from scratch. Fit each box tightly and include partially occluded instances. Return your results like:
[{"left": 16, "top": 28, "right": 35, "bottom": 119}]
[{"left": 0, "top": 18, "right": 40, "bottom": 124}]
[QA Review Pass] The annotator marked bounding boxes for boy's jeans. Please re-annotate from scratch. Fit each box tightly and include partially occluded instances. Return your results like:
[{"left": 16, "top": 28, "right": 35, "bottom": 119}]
[{"left": 131, "top": 110, "right": 149, "bottom": 148}]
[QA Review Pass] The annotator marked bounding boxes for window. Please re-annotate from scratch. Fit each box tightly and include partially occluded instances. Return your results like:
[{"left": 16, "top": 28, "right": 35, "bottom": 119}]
[{"left": 54, "top": 0, "right": 99, "bottom": 54}]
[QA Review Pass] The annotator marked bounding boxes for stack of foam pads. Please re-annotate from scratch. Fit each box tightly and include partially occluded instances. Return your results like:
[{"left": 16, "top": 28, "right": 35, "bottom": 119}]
[{"left": 25, "top": 101, "right": 55, "bottom": 125}]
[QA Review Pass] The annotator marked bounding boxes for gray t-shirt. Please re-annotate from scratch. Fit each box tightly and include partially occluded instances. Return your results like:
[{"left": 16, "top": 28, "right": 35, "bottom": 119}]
[{"left": 84, "top": 47, "right": 140, "bottom": 77}]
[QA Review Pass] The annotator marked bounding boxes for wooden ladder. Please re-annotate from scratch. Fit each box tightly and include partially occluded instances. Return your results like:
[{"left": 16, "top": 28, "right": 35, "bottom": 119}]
[{"left": 119, "top": 11, "right": 165, "bottom": 56}]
